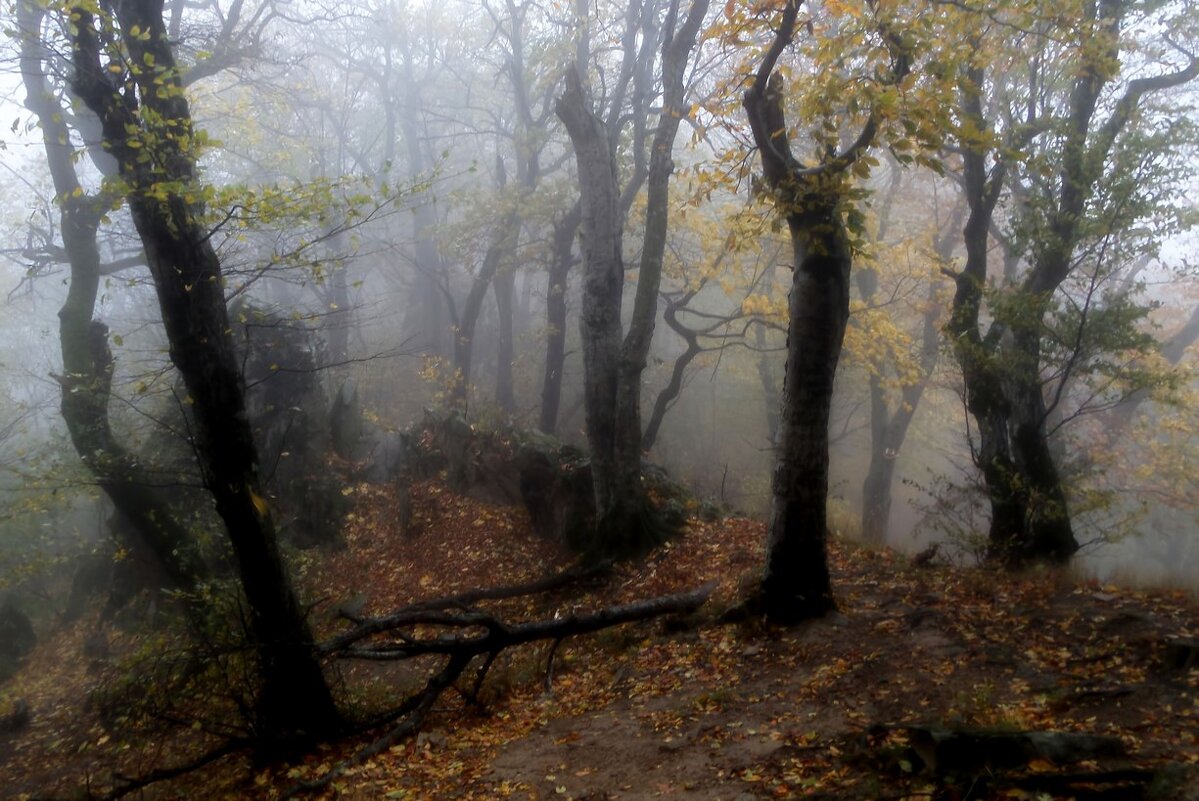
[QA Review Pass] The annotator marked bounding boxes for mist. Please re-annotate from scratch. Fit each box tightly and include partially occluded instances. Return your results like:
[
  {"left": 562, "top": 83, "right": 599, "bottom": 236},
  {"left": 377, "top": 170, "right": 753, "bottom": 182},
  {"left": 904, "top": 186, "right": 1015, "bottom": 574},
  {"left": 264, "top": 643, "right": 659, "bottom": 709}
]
[{"left": 0, "top": 0, "right": 1198, "bottom": 795}]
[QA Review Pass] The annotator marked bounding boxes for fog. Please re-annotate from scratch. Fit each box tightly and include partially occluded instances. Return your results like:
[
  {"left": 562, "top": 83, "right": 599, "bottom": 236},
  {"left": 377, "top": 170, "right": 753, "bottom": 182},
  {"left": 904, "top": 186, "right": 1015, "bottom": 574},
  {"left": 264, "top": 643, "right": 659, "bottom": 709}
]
[{"left": 0, "top": 0, "right": 1197, "bottom": 621}]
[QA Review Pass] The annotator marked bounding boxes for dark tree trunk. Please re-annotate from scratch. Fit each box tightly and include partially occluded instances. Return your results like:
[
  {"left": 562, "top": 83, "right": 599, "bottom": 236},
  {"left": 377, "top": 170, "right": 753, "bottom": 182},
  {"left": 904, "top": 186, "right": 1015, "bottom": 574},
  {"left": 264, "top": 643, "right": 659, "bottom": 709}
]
[
  {"left": 641, "top": 291, "right": 701, "bottom": 452},
  {"left": 759, "top": 207, "right": 848, "bottom": 621},
  {"left": 70, "top": 0, "right": 339, "bottom": 745},
  {"left": 949, "top": 3, "right": 1196, "bottom": 566},
  {"left": 554, "top": 0, "right": 708, "bottom": 559},
  {"left": 948, "top": 63, "right": 1079, "bottom": 566},
  {"left": 743, "top": 0, "right": 909, "bottom": 621},
  {"left": 19, "top": 0, "right": 203, "bottom": 595}
]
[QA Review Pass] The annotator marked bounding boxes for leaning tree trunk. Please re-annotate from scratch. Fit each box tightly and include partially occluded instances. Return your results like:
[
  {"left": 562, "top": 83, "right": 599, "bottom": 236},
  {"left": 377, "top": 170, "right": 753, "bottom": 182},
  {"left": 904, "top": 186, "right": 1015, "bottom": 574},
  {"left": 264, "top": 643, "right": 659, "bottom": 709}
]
[
  {"left": 70, "top": 0, "right": 340, "bottom": 745},
  {"left": 19, "top": 0, "right": 204, "bottom": 596}
]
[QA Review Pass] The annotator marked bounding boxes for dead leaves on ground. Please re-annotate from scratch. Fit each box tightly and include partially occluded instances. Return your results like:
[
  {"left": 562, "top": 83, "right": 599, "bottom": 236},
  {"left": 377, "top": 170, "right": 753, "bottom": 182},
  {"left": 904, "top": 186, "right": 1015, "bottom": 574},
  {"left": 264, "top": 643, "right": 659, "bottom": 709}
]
[{"left": 3, "top": 478, "right": 1198, "bottom": 800}]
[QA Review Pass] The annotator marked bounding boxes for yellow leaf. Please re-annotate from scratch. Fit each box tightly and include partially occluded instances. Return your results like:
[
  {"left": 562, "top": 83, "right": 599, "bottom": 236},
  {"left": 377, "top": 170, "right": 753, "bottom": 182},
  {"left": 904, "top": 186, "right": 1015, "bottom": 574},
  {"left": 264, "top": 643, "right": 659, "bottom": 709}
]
[{"left": 249, "top": 487, "right": 269, "bottom": 517}]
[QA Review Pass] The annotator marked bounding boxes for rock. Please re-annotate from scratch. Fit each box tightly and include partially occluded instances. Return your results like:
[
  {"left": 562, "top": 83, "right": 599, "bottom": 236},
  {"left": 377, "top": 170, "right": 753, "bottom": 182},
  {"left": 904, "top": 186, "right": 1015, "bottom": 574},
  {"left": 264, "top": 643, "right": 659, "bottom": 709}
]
[
  {"left": 82, "top": 631, "right": 109, "bottom": 660},
  {"left": 0, "top": 596, "right": 35, "bottom": 680},
  {"left": 1164, "top": 638, "right": 1199, "bottom": 671},
  {"left": 64, "top": 555, "right": 113, "bottom": 622},
  {"left": 0, "top": 697, "right": 30, "bottom": 733}
]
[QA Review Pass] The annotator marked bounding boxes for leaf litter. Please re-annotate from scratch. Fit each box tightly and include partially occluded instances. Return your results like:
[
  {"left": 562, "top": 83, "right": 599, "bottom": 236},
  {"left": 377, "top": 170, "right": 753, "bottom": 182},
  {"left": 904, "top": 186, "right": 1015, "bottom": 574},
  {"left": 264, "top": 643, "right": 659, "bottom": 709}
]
[{"left": 0, "top": 478, "right": 1196, "bottom": 800}]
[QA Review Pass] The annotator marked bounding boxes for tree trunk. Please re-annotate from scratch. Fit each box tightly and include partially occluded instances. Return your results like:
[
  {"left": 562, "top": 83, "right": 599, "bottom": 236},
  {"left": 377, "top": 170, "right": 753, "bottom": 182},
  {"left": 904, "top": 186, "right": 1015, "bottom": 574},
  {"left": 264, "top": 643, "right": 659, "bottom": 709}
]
[
  {"left": 759, "top": 210, "right": 847, "bottom": 622},
  {"left": 858, "top": 227, "right": 953, "bottom": 545},
  {"left": 396, "top": 37, "right": 449, "bottom": 358},
  {"left": 948, "top": 63, "right": 1078, "bottom": 566},
  {"left": 860, "top": 373, "right": 895, "bottom": 545},
  {"left": 450, "top": 201, "right": 516, "bottom": 412},
  {"left": 69, "top": 1, "right": 339, "bottom": 745},
  {"left": 1002, "top": 329, "right": 1078, "bottom": 562},
  {"left": 555, "top": 68, "right": 628, "bottom": 555},
  {"left": 743, "top": 0, "right": 909, "bottom": 621},
  {"left": 755, "top": 264, "right": 781, "bottom": 448},
  {"left": 19, "top": 0, "right": 204, "bottom": 597},
  {"left": 555, "top": 0, "right": 708, "bottom": 558},
  {"left": 321, "top": 227, "right": 352, "bottom": 369},
  {"left": 641, "top": 292, "right": 701, "bottom": 452}
]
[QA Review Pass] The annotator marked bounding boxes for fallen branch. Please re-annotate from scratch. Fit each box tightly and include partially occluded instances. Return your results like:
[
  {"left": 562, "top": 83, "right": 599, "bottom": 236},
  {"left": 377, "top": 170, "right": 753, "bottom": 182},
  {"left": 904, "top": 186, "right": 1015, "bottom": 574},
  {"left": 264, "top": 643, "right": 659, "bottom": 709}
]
[
  {"left": 323, "top": 559, "right": 611, "bottom": 651},
  {"left": 36, "top": 740, "right": 247, "bottom": 801},
  {"left": 285, "top": 582, "right": 713, "bottom": 798},
  {"left": 281, "top": 653, "right": 471, "bottom": 799},
  {"left": 329, "top": 583, "right": 714, "bottom": 661}
]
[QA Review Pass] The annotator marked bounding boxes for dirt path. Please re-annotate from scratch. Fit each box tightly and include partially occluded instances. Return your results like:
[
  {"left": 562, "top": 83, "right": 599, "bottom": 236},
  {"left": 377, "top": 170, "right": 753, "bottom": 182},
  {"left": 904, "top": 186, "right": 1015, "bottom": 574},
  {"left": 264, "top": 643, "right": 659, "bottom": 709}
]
[{"left": 4, "top": 482, "right": 1199, "bottom": 800}]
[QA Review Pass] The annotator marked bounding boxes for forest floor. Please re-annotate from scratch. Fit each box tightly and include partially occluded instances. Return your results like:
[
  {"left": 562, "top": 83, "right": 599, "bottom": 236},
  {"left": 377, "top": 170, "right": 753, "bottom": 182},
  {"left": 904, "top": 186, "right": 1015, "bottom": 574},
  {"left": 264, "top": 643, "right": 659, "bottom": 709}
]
[{"left": 2, "top": 478, "right": 1198, "bottom": 800}]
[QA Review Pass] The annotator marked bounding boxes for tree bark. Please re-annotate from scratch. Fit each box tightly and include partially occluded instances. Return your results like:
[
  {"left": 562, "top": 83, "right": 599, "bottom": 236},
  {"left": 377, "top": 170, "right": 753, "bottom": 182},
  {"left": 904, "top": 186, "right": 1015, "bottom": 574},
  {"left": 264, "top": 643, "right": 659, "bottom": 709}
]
[
  {"left": 556, "top": 68, "right": 628, "bottom": 554},
  {"left": 949, "top": 1, "right": 1196, "bottom": 565},
  {"left": 743, "top": 0, "right": 909, "bottom": 621},
  {"left": 759, "top": 202, "right": 849, "bottom": 621},
  {"left": 948, "top": 61, "right": 1073, "bottom": 566},
  {"left": 69, "top": 0, "right": 339, "bottom": 745},
  {"left": 19, "top": 0, "right": 204, "bottom": 597},
  {"left": 555, "top": 0, "right": 708, "bottom": 558}
]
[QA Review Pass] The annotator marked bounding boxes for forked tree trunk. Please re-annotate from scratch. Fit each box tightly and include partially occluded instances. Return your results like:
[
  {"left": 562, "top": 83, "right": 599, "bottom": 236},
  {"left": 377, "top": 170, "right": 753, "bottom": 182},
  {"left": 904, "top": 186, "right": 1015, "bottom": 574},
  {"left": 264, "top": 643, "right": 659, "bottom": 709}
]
[
  {"left": 70, "top": 0, "right": 339, "bottom": 745},
  {"left": 948, "top": 63, "right": 1078, "bottom": 566},
  {"left": 743, "top": 0, "right": 909, "bottom": 621},
  {"left": 555, "top": 0, "right": 708, "bottom": 559},
  {"left": 19, "top": 0, "right": 203, "bottom": 596}
]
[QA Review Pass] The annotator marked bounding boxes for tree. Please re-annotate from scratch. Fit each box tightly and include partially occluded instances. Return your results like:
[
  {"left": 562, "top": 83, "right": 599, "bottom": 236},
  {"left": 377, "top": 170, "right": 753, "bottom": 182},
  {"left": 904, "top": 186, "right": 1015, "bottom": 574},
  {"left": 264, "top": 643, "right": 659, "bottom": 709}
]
[
  {"left": 742, "top": 0, "right": 911, "bottom": 621},
  {"left": 943, "top": 0, "right": 1198, "bottom": 565},
  {"left": 856, "top": 168, "right": 961, "bottom": 544},
  {"left": 16, "top": 0, "right": 207, "bottom": 600},
  {"left": 556, "top": 0, "right": 710, "bottom": 559},
  {"left": 68, "top": 0, "right": 340, "bottom": 745}
]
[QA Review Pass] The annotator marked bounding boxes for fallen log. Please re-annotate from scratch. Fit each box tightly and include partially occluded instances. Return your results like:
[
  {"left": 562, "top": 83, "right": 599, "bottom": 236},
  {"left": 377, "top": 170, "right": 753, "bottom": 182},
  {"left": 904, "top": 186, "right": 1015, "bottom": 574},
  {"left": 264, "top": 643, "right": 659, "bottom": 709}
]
[{"left": 283, "top": 581, "right": 715, "bottom": 798}]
